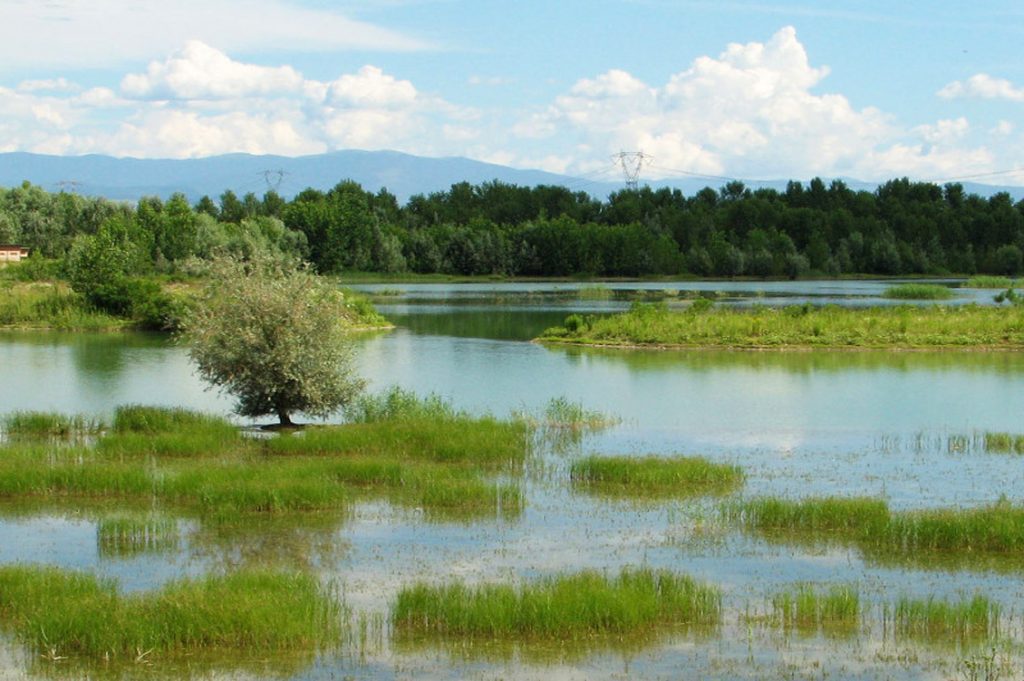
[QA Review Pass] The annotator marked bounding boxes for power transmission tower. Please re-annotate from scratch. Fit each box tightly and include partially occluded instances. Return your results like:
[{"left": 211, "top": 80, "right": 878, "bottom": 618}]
[
  {"left": 261, "top": 169, "right": 287, "bottom": 192},
  {"left": 56, "top": 180, "right": 82, "bottom": 194},
  {"left": 612, "top": 151, "right": 652, "bottom": 191}
]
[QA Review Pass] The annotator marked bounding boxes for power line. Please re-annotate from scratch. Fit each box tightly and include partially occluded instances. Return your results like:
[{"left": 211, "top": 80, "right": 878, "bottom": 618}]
[
  {"left": 926, "top": 167, "right": 1024, "bottom": 184},
  {"left": 56, "top": 180, "right": 82, "bottom": 193},
  {"left": 261, "top": 169, "right": 288, "bottom": 192}
]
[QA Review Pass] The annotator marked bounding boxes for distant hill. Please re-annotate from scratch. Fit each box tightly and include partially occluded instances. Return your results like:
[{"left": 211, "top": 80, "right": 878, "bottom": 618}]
[{"left": 0, "top": 150, "right": 1020, "bottom": 203}]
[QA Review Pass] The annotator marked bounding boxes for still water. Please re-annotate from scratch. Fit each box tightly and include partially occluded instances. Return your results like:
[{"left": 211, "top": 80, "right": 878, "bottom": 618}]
[{"left": 1, "top": 280, "right": 1022, "bottom": 680}]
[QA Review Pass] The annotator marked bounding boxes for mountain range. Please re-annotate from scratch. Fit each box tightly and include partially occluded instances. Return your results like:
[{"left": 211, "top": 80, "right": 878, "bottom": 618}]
[{"left": 0, "top": 150, "right": 1020, "bottom": 204}]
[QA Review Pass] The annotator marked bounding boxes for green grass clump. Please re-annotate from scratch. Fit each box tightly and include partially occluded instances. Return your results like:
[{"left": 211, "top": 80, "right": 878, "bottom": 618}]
[
  {"left": 0, "top": 565, "right": 341, "bottom": 659},
  {"left": 733, "top": 496, "right": 1024, "bottom": 558},
  {"left": 345, "top": 387, "right": 462, "bottom": 423},
  {"left": 983, "top": 432, "right": 1024, "bottom": 454},
  {"left": 97, "top": 515, "right": 179, "bottom": 557},
  {"left": 772, "top": 584, "right": 860, "bottom": 634},
  {"left": 537, "top": 303, "right": 1024, "bottom": 349},
  {"left": 571, "top": 455, "right": 743, "bottom": 498},
  {"left": 883, "top": 283, "right": 955, "bottom": 300},
  {"left": 267, "top": 418, "right": 529, "bottom": 469},
  {"left": 577, "top": 284, "right": 613, "bottom": 300},
  {"left": 113, "top": 405, "right": 236, "bottom": 434},
  {"left": 964, "top": 276, "right": 1016, "bottom": 289},
  {"left": 2, "top": 411, "right": 103, "bottom": 438},
  {"left": 0, "top": 283, "right": 125, "bottom": 330},
  {"left": 887, "top": 594, "right": 1000, "bottom": 641},
  {"left": 538, "top": 396, "right": 620, "bottom": 431},
  {"left": 730, "top": 497, "right": 891, "bottom": 535},
  {"left": 392, "top": 567, "right": 721, "bottom": 640}
]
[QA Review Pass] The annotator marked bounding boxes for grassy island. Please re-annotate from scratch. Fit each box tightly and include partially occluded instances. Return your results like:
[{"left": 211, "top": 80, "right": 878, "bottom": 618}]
[{"left": 537, "top": 303, "right": 1024, "bottom": 350}]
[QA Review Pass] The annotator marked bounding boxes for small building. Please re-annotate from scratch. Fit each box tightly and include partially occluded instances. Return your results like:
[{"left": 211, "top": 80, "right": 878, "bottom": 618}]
[{"left": 0, "top": 245, "right": 29, "bottom": 264}]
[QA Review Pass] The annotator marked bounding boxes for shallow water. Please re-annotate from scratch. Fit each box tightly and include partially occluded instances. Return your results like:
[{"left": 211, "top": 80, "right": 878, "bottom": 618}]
[{"left": 2, "top": 280, "right": 1024, "bottom": 680}]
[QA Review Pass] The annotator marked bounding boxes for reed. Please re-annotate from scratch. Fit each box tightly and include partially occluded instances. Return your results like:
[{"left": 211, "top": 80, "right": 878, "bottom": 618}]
[
  {"left": 96, "top": 515, "right": 179, "bottom": 557},
  {"left": 2, "top": 411, "right": 103, "bottom": 438},
  {"left": 112, "top": 405, "right": 236, "bottom": 434},
  {"left": 392, "top": 567, "right": 721, "bottom": 639},
  {"left": 964, "top": 276, "right": 1017, "bottom": 289},
  {"left": 882, "top": 283, "right": 955, "bottom": 300},
  {"left": 730, "top": 497, "right": 891, "bottom": 535},
  {"left": 345, "top": 387, "right": 462, "bottom": 423},
  {"left": 0, "top": 566, "right": 341, "bottom": 658},
  {"left": 537, "top": 303, "right": 1024, "bottom": 349},
  {"left": 772, "top": 584, "right": 860, "bottom": 633},
  {"left": 887, "top": 594, "right": 1000, "bottom": 641},
  {"left": 571, "top": 455, "right": 743, "bottom": 497},
  {"left": 0, "top": 284, "right": 125, "bottom": 330},
  {"left": 577, "top": 284, "right": 613, "bottom": 300},
  {"left": 982, "top": 432, "right": 1024, "bottom": 454}
]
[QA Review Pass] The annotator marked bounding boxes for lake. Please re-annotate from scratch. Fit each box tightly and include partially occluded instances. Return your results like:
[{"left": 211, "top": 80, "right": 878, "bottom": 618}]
[{"left": 1, "top": 279, "right": 1021, "bottom": 680}]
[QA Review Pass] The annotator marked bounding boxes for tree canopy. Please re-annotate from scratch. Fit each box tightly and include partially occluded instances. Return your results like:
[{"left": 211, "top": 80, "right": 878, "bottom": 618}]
[{"left": 181, "top": 255, "right": 365, "bottom": 426}]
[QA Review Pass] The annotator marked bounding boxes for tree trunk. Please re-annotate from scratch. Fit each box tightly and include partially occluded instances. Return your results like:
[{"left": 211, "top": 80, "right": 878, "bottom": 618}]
[{"left": 277, "top": 410, "right": 293, "bottom": 427}]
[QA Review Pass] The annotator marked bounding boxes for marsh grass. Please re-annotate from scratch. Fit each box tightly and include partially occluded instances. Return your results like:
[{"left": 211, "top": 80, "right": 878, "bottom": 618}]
[
  {"left": 964, "top": 276, "right": 1018, "bottom": 289},
  {"left": 571, "top": 455, "right": 743, "bottom": 498},
  {"left": 2, "top": 411, "right": 103, "bottom": 439},
  {"left": 982, "top": 432, "right": 1024, "bottom": 454},
  {"left": 771, "top": 584, "right": 860, "bottom": 635},
  {"left": 345, "top": 387, "right": 463, "bottom": 423},
  {"left": 886, "top": 595, "right": 1001, "bottom": 642},
  {"left": 112, "top": 405, "right": 236, "bottom": 434},
  {"left": 883, "top": 283, "right": 955, "bottom": 300},
  {"left": 0, "top": 565, "right": 341, "bottom": 659},
  {"left": 96, "top": 515, "right": 180, "bottom": 557},
  {"left": 538, "top": 303, "right": 1024, "bottom": 349},
  {"left": 732, "top": 496, "right": 1024, "bottom": 558},
  {"left": 392, "top": 568, "right": 721, "bottom": 640},
  {"left": 577, "top": 284, "right": 613, "bottom": 300},
  {"left": 0, "top": 284, "right": 124, "bottom": 330}
]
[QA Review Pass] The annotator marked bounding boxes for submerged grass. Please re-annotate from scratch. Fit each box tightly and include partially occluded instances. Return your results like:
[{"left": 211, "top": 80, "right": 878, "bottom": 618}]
[
  {"left": 0, "top": 565, "right": 341, "bottom": 659},
  {"left": 392, "top": 567, "right": 721, "bottom": 640},
  {"left": 571, "top": 455, "right": 743, "bottom": 498},
  {"left": 732, "top": 496, "right": 1024, "bottom": 558},
  {"left": 537, "top": 303, "right": 1024, "bottom": 349},
  {"left": 96, "top": 515, "right": 180, "bottom": 557},
  {"left": 771, "top": 584, "right": 860, "bottom": 634},
  {"left": 886, "top": 594, "right": 1001, "bottom": 642},
  {"left": 883, "top": 283, "right": 955, "bottom": 300}
]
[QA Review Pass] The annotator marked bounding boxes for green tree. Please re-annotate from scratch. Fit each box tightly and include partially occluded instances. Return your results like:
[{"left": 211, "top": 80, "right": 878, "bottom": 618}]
[{"left": 182, "top": 255, "right": 365, "bottom": 426}]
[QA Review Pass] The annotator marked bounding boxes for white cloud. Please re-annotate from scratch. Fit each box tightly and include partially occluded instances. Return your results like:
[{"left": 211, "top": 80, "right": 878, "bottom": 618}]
[
  {"left": 914, "top": 117, "right": 969, "bottom": 144},
  {"left": 938, "top": 74, "right": 1024, "bottom": 102},
  {"left": 16, "top": 78, "right": 78, "bottom": 94},
  {"left": 992, "top": 120, "right": 1015, "bottom": 136},
  {"left": 322, "top": 66, "right": 418, "bottom": 109},
  {"left": 121, "top": 41, "right": 304, "bottom": 100},
  {"left": 0, "top": 0, "right": 431, "bottom": 71}
]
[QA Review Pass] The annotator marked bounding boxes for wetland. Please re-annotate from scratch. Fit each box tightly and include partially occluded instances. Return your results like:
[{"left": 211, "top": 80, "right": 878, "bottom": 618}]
[{"left": 2, "top": 279, "right": 1024, "bottom": 680}]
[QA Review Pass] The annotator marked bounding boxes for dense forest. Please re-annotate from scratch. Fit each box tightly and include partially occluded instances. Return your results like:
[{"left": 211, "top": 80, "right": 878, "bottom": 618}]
[{"left": 3, "top": 176, "right": 1024, "bottom": 279}]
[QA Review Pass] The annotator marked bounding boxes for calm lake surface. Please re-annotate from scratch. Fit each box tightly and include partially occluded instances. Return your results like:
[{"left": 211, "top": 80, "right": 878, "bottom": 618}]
[{"left": 1, "top": 279, "right": 1022, "bottom": 680}]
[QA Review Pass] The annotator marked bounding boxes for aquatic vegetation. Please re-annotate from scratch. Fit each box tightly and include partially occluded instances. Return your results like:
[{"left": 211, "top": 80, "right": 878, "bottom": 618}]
[
  {"left": 0, "top": 283, "right": 125, "bottom": 330},
  {"left": 2, "top": 411, "right": 103, "bottom": 438},
  {"left": 982, "top": 432, "right": 1024, "bottom": 454},
  {"left": 112, "top": 405, "right": 236, "bottom": 434},
  {"left": 883, "top": 283, "right": 955, "bottom": 300},
  {"left": 96, "top": 515, "right": 179, "bottom": 557},
  {"left": 577, "top": 284, "right": 613, "bottom": 300},
  {"left": 964, "top": 276, "right": 1017, "bottom": 289},
  {"left": 771, "top": 584, "right": 860, "bottom": 634},
  {"left": 571, "top": 455, "right": 743, "bottom": 497},
  {"left": 515, "top": 396, "right": 620, "bottom": 432},
  {"left": 733, "top": 496, "right": 1024, "bottom": 557},
  {"left": 0, "top": 565, "right": 341, "bottom": 659},
  {"left": 886, "top": 594, "right": 1001, "bottom": 642},
  {"left": 392, "top": 567, "right": 721, "bottom": 639},
  {"left": 537, "top": 304, "right": 1024, "bottom": 349},
  {"left": 345, "top": 387, "right": 463, "bottom": 423}
]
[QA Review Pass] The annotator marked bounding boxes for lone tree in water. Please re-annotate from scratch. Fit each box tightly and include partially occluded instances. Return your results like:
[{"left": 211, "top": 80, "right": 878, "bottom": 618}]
[{"left": 182, "top": 254, "right": 364, "bottom": 426}]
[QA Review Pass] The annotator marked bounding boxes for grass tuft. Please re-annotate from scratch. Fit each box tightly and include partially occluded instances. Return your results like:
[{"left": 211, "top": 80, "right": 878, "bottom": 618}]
[
  {"left": 392, "top": 567, "right": 721, "bottom": 640},
  {"left": 0, "top": 565, "right": 341, "bottom": 659},
  {"left": 964, "top": 276, "right": 1018, "bottom": 289},
  {"left": 2, "top": 411, "right": 103, "bottom": 438},
  {"left": 887, "top": 594, "right": 1001, "bottom": 641},
  {"left": 882, "top": 283, "right": 955, "bottom": 300},
  {"left": 571, "top": 455, "right": 743, "bottom": 498},
  {"left": 96, "top": 515, "right": 180, "bottom": 557},
  {"left": 345, "top": 387, "right": 462, "bottom": 423},
  {"left": 772, "top": 584, "right": 860, "bottom": 634}
]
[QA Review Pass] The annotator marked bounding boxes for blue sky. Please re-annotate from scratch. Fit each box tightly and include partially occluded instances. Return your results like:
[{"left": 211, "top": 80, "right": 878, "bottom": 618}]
[{"left": 1, "top": 0, "right": 1022, "bottom": 186}]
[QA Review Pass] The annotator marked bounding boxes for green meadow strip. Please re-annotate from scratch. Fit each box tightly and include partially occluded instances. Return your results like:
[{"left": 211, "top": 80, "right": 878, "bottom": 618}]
[
  {"left": 963, "top": 276, "right": 1018, "bottom": 289},
  {"left": 1, "top": 411, "right": 104, "bottom": 439},
  {"left": 571, "top": 455, "right": 743, "bottom": 498},
  {"left": 537, "top": 303, "right": 1024, "bottom": 349},
  {"left": 392, "top": 568, "right": 721, "bottom": 639},
  {"left": 112, "top": 405, "right": 237, "bottom": 434},
  {"left": 0, "top": 566, "right": 341, "bottom": 658},
  {"left": 886, "top": 594, "right": 1001, "bottom": 642}
]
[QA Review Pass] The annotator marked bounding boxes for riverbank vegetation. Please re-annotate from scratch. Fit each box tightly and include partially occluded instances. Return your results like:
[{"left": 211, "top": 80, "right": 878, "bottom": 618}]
[
  {"left": 391, "top": 568, "right": 722, "bottom": 640},
  {"left": 538, "top": 302, "right": 1024, "bottom": 349},
  {"left": 882, "top": 283, "right": 954, "bottom": 300}
]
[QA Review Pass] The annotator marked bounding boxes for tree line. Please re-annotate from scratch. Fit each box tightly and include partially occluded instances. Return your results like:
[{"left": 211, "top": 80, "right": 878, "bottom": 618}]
[{"left": 3, "top": 176, "right": 1024, "bottom": 280}]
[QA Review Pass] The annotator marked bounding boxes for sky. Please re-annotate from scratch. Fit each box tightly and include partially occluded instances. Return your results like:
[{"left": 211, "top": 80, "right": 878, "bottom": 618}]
[{"left": 1, "top": 0, "right": 1022, "bottom": 186}]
